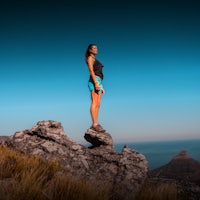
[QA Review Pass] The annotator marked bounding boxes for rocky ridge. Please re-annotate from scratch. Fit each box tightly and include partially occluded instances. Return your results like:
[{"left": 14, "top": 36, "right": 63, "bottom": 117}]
[
  {"left": 149, "top": 150, "right": 200, "bottom": 200},
  {"left": 0, "top": 120, "right": 148, "bottom": 200}
]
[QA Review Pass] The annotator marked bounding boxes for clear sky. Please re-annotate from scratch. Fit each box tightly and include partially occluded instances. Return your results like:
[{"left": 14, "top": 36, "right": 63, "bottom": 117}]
[{"left": 1, "top": 0, "right": 200, "bottom": 144}]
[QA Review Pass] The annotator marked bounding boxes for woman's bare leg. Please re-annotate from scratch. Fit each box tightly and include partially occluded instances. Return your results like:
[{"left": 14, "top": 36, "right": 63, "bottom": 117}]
[{"left": 90, "top": 90, "right": 102, "bottom": 126}]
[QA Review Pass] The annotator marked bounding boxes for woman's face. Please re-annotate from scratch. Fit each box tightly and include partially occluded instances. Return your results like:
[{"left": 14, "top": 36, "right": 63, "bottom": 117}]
[{"left": 90, "top": 45, "right": 98, "bottom": 55}]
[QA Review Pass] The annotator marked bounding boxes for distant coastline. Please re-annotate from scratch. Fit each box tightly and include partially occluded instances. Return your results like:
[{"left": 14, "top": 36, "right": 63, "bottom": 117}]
[{"left": 114, "top": 138, "right": 200, "bottom": 170}]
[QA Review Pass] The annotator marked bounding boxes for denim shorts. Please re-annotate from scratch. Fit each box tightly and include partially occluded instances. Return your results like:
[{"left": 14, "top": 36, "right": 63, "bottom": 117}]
[{"left": 88, "top": 76, "right": 103, "bottom": 93}]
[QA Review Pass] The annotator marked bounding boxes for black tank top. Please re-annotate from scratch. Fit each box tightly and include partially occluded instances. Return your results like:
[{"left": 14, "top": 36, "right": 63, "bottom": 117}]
[{"left": 89, "top": 58, "right": 104, "bottom": 82}]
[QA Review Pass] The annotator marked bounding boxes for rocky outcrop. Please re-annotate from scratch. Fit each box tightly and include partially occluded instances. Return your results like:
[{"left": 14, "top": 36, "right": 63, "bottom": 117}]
[
  {"left": 149, "top": 150, "right": 200, "bottom": 182},
  {"left": 84, "top": 128, "right": 114, "bottom": 148},
  {"left": 149, "top": 150, "right": 200, "bottom": 200},
  {"left": 0, "top": 120, "right": 148, "bottom": 200}
]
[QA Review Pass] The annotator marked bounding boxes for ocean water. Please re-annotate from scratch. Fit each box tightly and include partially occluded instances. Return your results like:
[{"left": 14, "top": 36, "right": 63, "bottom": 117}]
[{"left": 114, "top": 139, "right": 200, "bottom": 170}]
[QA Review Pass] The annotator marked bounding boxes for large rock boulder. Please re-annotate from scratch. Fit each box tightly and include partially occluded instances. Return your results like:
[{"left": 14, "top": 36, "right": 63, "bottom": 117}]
[{"left": 0, "top": 120, "right": 148, "bottom": 199}]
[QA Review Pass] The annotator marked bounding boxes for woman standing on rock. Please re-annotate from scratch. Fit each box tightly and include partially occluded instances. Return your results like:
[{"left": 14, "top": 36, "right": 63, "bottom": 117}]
[{"left": 85, "top": 44, "right": 106, "bottom": 132}]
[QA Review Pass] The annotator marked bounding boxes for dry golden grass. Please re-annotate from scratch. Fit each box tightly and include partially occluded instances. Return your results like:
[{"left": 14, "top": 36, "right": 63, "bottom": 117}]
[
  {"left": 0, "top": 146, "right": 187, "bottom": 200},
  {"left": 45, "top": 174, "right": 111, "bottom": 200},
  {"left": 135, "top": 179, "right": 182, "bottom": 200},
  {"left": 0, "top": 146, "right": 110, "bottom": 200}
]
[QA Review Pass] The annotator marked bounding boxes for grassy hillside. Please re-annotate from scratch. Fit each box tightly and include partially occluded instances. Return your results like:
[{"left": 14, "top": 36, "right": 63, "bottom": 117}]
[{"left": 0, "top": 146, "right": 183, "bottom": 200}]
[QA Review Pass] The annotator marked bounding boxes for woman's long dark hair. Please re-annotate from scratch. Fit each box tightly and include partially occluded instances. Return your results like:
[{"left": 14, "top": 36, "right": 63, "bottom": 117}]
[{"left": 85, "top": 44, "right": 96, "bottom": 63}]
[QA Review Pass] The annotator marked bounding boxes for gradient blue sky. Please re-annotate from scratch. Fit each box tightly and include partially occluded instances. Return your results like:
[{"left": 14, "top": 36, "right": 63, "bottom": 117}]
[{"left": 1, "top": 0, "right": 200, "bottom": 144}]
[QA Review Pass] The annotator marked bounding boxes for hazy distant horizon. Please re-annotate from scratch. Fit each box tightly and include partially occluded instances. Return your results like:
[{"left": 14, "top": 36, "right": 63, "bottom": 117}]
[
  {"left": 114, "top": 138, "right": 200, "bottom": 170},
  {"left": 1, "top": 118, "right": 200, "bottom": 144}
]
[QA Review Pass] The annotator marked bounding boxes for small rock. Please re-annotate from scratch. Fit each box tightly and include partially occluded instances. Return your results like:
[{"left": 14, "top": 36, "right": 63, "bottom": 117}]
[{"left": 84, "top": 128, "right": 114, "bottom": 148}]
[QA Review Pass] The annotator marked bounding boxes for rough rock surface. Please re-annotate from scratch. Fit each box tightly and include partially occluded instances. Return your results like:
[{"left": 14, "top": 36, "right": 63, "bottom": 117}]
[
  {"left": 0, "top": 120, "right": 148, "bottom": 199},
  {"left": 84, "top": 128, "right": 114, "bottom": 148}
]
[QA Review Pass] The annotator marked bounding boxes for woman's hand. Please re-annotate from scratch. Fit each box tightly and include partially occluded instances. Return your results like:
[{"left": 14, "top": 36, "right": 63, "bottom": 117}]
[{"left": 95, "top": 82, "right": 101, "bottom": 91}]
